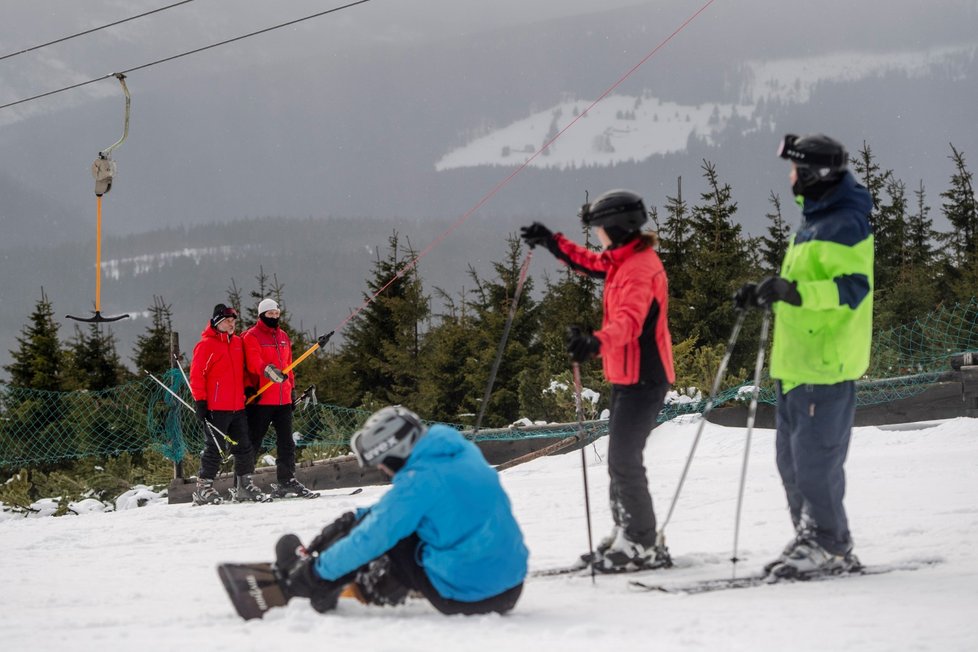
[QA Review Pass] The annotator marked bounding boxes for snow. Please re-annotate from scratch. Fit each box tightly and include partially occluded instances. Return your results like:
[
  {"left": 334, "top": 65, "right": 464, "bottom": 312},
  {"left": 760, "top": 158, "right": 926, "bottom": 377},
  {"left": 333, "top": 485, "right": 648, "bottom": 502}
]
[
  {"left": 435, "top": 44, "right": 977, "bottom": 171},
  {"left": 2, "top": 417, "right": 977, "bottom": 651}
]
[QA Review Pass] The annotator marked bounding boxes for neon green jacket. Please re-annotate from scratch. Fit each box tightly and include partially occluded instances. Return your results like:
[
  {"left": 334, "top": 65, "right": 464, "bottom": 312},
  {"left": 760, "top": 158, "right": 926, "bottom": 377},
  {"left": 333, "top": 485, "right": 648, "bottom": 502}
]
[{"left": 770, "top": 172, "right": 874, "bottom": 392}]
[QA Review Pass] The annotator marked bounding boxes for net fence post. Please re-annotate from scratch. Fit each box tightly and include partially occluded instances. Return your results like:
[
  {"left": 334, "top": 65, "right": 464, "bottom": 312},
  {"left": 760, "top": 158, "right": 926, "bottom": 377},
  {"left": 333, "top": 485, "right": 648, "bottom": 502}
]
[{"left": 169, "top": 330, "right": 183, "bottom": 479}]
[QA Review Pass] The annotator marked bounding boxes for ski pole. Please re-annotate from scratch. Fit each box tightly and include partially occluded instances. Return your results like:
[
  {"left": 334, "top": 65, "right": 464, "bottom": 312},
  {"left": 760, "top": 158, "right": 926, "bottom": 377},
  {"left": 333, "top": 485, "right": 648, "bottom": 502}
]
[
  {"left": 572, "top": 361, "right": 597, "bottom": 585},
  {"left": 247, "top": 331, "right": 334, "bottom": 405},
  {"left": 170, "top": 355, "right": 239, "bottom": 453},
  {"left": 145, "top": 369, "right": 236, "bottom": 448},
  {"left": 656, "top": 308, "right": 748, "bottom": 548},
  {"left": 730, "top": 309, "right": 771, "bottom": 576},
  {"left": 293, "top": 384, "right": 317, "bottom": 409},
  {"left": 473, "top": 250, "right": 533, "bottom": 434}
]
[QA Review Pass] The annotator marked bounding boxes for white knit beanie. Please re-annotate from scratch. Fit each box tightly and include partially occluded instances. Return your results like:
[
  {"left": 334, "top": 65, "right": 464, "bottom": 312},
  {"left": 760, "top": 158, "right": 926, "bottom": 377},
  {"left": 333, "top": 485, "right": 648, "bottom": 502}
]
[{"left": 258, "top": 298, "right": 279, "bottom": 315}]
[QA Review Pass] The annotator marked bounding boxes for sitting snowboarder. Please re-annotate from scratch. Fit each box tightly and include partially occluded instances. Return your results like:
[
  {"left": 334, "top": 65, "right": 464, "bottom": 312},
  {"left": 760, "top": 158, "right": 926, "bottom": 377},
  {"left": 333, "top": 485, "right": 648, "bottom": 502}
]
[{"left": 274, "top": 405, "right": 529, "bottom": 615}]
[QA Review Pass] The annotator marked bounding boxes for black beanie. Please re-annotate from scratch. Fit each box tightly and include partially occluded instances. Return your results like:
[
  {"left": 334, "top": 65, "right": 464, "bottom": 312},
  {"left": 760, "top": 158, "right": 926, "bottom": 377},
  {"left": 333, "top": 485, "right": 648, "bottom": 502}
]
[{"left": 210, "top": 304, "right": 238, "bottom": 330}]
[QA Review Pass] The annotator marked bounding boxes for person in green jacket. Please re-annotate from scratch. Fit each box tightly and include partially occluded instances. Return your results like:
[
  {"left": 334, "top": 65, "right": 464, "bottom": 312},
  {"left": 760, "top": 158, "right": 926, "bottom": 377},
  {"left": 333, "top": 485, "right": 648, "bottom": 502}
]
[{"left": 735, "top": 133, "right": 873, "bottom": 579}]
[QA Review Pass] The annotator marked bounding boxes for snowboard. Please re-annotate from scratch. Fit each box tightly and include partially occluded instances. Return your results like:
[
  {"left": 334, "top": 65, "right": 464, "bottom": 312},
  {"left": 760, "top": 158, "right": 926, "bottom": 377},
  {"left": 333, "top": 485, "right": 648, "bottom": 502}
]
[
  {"left": 218, "top": 562, "right": 362, "bottom": 620},
  {"left": 218, "top": 562, "right": 290, "bottom": 620}
]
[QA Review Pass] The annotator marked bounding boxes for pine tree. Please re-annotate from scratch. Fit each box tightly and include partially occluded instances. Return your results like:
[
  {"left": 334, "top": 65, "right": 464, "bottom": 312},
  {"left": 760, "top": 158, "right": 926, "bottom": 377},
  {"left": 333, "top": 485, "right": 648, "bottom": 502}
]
[
  {"left": 415, "top": 288, "right": 480, "bottom": 424},
  {"left": 939, "top": 144, "right": 978, "bottom": 297},
  {"left": 132, "top": 295, "right": 173, "bottom": 376},
  {"left": 225, "top": 279, "right": 244, "bottom": 323},
  {"left": 64, "top": 323, "right": 128, "bottom": 391},
  {"left": 875, "top": 181, "right": 939, "bottom": 330},
  {"left": 759, "top": 191, "right": 791, "bottom": 273},
  {"left": 337, "top": 231, "right": 429, "bottom": 408},
  {"left": 875, "top": 176, "right": 909, "bottom": 296},
  {"left": 906, "top": 181, "right": 937, "bottom": 275},
  {"left": 459, "top": 236, "right": 540, "bottom": 428},
  {"left": 852, "top": 141, "right": 906, "bottom": 303},
  {"left": 674, "top": 160, "right": 756, "bottom": 349},
  {"left": 5, "top": 288, "right": 65, "bottom": 390},
  {"left": 851, "top": 141, "right": 890, "bottom": 230},
  {"left": 528, "top": 257, "right": 604, "bottom": 421},
  {"left": 240, "top": 266, "right": 272, "bottom": 330},
  {"left": 656, "top": 176, "right": 692, "bottom": 298}
]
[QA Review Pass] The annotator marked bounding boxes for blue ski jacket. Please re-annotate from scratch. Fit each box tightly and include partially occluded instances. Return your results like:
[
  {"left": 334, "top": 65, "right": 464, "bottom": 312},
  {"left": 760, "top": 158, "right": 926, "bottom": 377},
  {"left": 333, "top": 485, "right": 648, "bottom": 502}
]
[{"left": 314, "top": 424, "right": 529, "bottom": 601}]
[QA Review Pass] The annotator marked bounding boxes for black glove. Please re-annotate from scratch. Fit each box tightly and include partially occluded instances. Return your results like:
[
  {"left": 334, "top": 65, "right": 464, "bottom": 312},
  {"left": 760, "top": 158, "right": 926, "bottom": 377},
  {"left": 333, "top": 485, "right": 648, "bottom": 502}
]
[
  {"left": 353, "top": 555, "right": 409, "bottom": 606},
  {"left": 307, "top": 511, "right": 358, "bottom": 554},
  {"left": 290, "top": 388, "right": 298, "bottom": 410},
  {"left": 317, "top": 331, "right": 334, "bottom": 348},
  {"left": 755, "top": 276, "right": 802, "bottom": 307},
  {"left": 283, "top": 555, "right": 346, "bottom": 612},
  {"left": 520, "top": 222, "right": 554, "bottom": 249},
  {"left": 194, "top": 399, "right": 210, "bottom": 423},
  {"left": 273, "top": 533, "right": 305, "bottom": 586},
  {"left": 732, "top": 282, "right": 758, "bottom": 311},
  {"left": 244, "top": 386, "right": 257, "bottom": 399},
  {"left": 566, "top": 326, "right": 601, "bottom": 363}
]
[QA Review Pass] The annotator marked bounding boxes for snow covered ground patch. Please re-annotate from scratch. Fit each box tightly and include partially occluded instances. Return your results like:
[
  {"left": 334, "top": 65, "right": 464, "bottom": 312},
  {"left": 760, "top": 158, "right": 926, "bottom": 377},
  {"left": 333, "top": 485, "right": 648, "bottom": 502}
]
[{"left": 2, "top": 418, "right": 976, "bottom": 651}]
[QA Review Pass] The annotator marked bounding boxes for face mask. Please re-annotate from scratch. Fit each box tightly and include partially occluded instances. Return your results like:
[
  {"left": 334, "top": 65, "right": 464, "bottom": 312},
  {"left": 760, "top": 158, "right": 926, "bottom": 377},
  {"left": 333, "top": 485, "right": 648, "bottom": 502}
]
[{"left": 260, "top": 315, "right": 279, "bottom": 329}]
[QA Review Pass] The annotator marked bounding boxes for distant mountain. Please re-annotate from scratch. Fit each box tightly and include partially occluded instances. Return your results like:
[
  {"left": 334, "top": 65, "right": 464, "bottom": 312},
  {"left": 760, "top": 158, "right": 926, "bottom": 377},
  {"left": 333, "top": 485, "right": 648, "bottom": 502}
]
[
  {"left": 2, "top": 1, "right": 977, "bottom": 373},
  {"left": 436, "top": 46, "right": 976, "bottom": 172},
  {"left": 0, "top": 215, "right": 557, "bottom": 371},
  {"left": 1, "top": 2, "right": 975, "bottom": 246}
]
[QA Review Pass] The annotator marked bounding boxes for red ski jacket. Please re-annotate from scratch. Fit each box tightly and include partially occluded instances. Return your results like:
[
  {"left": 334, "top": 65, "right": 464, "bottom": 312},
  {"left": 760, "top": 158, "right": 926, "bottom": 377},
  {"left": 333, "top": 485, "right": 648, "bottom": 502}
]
[
  {"left": 242, "top": 321, "right": 295, "bottom": 406},
  {"left": 550, "top": 234, "right": 675, "bottom": 386},
  {"left": 189, "top": 325, "right": 247, "bottom": 411}
]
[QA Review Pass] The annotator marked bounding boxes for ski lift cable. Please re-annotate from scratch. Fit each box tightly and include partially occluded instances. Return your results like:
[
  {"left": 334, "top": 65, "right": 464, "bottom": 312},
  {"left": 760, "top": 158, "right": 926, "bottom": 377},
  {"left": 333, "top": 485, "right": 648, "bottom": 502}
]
[
  {"left": 251, "top": 0, "right": 717, "bottom": 399},
  {"left": 326, "top": 0, "right": 719, "bottom": 338},
  {"left": 0, "top": 0, "right": 373, "bottom": 112},
  {"left": 0, "top": 0, "right": 197, "bottom": 63}
]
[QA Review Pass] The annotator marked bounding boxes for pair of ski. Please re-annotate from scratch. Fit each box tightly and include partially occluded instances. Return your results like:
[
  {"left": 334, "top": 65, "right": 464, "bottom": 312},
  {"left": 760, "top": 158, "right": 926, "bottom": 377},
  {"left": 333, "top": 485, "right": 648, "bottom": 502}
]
[
  {"left": 197, "top": 486, "right": 362, "bottom": 506},
  {"left": 533, "top": 558, "right": 940, "bottom": 594}
]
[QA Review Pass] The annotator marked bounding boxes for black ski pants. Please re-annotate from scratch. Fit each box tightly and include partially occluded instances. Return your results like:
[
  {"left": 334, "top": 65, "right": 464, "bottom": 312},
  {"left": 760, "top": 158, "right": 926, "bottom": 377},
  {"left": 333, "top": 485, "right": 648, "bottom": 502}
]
[
  {"left": 775, "top": 380, "right": 855, "bottom": 555},
  {"left": 607, "top": 381, "right": 669, "bottom": 547},
  {"left": 386, "top": 535, "right": 523, "bottom": 615},
  {"left": 198, "top": 409, "right": 254, "bottom": 480},
  {"left": 246, "top": 403, "right": 296, "bottom": 482}
]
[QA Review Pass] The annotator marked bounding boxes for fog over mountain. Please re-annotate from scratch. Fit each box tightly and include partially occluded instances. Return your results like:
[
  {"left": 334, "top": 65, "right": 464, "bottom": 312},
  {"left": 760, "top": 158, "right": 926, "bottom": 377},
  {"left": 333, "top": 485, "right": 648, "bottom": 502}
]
[{"left": 0, "top": 0, "right": 976, "bottom": 370}]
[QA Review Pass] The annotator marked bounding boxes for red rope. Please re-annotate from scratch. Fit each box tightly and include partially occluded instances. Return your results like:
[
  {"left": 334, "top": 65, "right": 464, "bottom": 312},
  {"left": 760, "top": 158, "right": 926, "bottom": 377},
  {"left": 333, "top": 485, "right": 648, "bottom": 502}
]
[{"left": 336, "top": 0, "right": 718, "bottom": 336}]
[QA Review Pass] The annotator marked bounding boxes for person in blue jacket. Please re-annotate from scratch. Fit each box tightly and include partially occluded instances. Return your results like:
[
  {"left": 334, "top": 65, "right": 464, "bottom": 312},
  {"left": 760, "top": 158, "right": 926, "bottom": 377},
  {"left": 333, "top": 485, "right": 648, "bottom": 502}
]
[{"left": 274, "top": 405, "right": 528, "bottom": 615}]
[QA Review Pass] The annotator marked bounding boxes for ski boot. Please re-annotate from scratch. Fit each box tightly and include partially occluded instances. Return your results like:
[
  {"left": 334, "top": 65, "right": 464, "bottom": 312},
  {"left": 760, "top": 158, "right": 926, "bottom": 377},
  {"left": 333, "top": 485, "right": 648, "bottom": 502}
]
[
  {"left": 231, "top": 474, "right": 273, "bottom": 503},
  {"left": 271, "top": 478, "right": 319, "bottom": 499},
  {"left": 578, "top": 526, "right": 620, "bottom": 567},
  {"left": 192, "top": 477, "right": 223, "bottom": 506},
  {"left": 765, "top": 536, "right": 860, "bottom": 580},
  {"left": 591, "top": 530, "right": 673, "bottom": 573}
]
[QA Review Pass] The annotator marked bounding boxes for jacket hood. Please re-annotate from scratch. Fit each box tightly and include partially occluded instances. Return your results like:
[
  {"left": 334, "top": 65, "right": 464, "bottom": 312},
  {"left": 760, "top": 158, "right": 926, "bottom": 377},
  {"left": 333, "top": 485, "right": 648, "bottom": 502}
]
[
  {"left": 199, "top": 323, "right": 233, "bottom": 341},
  {"left": 401, "top": 424, "right": 465, "bottom": 470},
  {"left": 602, "top": 236, "right": 643, "bottom": 264},
  {"left": 802, "top": 171, "right": 873, "bottom": 220}
]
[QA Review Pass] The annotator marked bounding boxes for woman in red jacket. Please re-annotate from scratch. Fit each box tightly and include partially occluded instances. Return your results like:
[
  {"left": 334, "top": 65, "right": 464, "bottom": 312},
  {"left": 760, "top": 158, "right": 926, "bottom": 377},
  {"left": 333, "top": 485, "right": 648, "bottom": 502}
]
[
  {"left": 189, "top": 304, "right": 269, "bottom": 504},
  {"left": 521, "top": 189, "right": 675, "bottom": 573}
]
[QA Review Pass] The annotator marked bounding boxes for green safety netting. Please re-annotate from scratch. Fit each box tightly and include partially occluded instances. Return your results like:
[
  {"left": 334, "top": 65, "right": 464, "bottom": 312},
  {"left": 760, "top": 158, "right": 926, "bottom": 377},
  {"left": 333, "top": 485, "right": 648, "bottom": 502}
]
[
  {"left": 658, "top": 297, "right": 978, "bottom": 421},
  {"left": 2, "top": 299, "right": 976, "bottom": 469}
]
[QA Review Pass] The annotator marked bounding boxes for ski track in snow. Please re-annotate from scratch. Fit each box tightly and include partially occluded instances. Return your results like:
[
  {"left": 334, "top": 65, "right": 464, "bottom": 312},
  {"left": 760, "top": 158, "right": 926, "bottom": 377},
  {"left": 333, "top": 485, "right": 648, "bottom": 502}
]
[{"left": 2, "top": 418, "right": 977, "bottom": 651}]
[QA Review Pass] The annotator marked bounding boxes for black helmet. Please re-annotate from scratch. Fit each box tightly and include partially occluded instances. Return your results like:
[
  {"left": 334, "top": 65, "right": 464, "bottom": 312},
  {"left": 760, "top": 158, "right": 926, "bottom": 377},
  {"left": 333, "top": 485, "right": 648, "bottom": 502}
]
[
  {"left": 778, "top": 133, "right": 848, "bottom": 198},
  {"left": 351, "top": 406, "right": 426, "bottom": 471},
  {"left": 579, "top": 189, "right": 648, "bottom": 232}
]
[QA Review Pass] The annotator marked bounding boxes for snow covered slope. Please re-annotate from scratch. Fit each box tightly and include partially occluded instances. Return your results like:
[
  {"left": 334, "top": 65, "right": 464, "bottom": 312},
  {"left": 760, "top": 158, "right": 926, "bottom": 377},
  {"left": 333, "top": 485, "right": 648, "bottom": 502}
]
[
  {"left": 436, "top": 45, "right": 977, "bottom": 171},
  {"left": 2, "top": 417, "right": 976, "bottom": 651}
]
